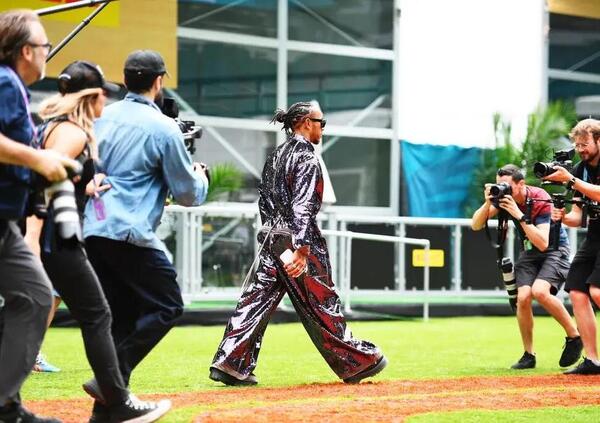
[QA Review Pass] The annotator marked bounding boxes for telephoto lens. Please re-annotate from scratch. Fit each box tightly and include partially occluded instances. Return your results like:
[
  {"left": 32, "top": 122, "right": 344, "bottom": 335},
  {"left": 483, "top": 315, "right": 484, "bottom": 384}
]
[
  {"left": 45, "top": 179, "right": 82, "bottom": 245},
  {"left": 499, "top": 257, "right": 518, "bottom": 312}
]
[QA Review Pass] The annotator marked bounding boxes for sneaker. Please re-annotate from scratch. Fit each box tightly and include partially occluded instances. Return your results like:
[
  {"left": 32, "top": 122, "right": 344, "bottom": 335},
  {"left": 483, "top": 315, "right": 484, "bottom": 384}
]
[
  {"left": 209, "top": 367, "right": 258, "bottom": 386},
  {"left": 83, "top": 379, "right": 105, "bottom": 404},
  {"left": 510, "top": 351, "right": 536, "bottom": 369},
  {"left": 88, "top": 401, "right": 109, "bottom": 423},
  {"left": 108, "top": 397, "right": 171, "bottom": 423},
  {"left": 33, "top": 353, "right": 60, "bottom": 373},
  {"left": 343, "top": 356, "right": 388, "bottom": 384},
  {"left": 559, "top": 336, "right": 583, "bottom": 367},
  {"left": 563, "top": 357, "right": 600, "bottom": 375},
  {"left": 0, "top": 403, "right": 61, "bottom": 423}
]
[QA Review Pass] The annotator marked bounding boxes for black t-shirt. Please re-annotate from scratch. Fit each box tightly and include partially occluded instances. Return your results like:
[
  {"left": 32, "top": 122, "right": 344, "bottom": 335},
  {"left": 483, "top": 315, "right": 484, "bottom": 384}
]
[{"left": 572, "top": 161, "right": 600, "bottom": 240}]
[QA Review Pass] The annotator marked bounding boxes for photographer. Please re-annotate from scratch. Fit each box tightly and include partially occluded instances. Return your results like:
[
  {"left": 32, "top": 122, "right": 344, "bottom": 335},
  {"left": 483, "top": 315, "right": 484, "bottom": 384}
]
[
  {"left": 471, "top": 164, "right": 581, "bottom": 370},
  {"left": 26, "top": 60, "right": 171, "bottom": 422},
  {"left": 544, "top": 118, "right": 600, "bottom": 374},
  {"left": 82, "top": 50, "right": 209, "bottom": 401},
  {"left": 0, "top": 10, "right": 75, "bottom": 423}
]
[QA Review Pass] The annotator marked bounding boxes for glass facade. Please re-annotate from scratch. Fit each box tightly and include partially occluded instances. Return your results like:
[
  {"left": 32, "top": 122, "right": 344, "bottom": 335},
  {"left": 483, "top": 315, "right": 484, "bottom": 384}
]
[
  {"left": 289, "top": 0, "right": 393, "bottom": 49},
  {"left": 288, "top": 52, "right": 392, "bottom": 128},
  {"left": 322, "top": 137, "right": 390, "bottom": 207},
  {"left": 178, "top": 0, "right": 277, "bottom": 38},
  {"left": 178, "top": 40, "right": 277, "bottom": 118},
  {"left": 176, "top": 0, "right": 396, "bottom": 210},
  {"left": 548, "top": 13, "right": 600, "bottom": 107}
]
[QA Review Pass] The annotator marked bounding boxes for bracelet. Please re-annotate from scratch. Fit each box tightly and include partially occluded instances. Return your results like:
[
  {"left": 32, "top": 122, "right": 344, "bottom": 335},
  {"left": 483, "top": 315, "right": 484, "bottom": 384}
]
[{"left": 566, "top": 177, "right": 577, "bottom": 190}]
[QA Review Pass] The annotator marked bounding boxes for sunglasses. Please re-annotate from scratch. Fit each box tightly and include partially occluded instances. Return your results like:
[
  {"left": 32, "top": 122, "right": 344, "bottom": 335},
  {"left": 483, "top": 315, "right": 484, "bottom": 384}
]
[{"left": 307, "top": 117, "right": 326, "bottom": 129}]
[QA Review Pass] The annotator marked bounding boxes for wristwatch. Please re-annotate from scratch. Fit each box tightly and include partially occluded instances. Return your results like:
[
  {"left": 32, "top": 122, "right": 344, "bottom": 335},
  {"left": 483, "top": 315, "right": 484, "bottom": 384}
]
[
  {"left": 519, "top": 215, "right": 527, "bottom": 223},
  {"left": 566, "top": 177, "right": 577, "bottom": 190}
]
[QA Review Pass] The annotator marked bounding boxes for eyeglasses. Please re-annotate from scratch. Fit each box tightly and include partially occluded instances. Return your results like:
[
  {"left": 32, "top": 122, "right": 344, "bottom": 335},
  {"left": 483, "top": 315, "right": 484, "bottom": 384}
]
[
  {"left": 27, "top": 42, "right": 52, "bottom": 53},
  {"left": 307, "top": 117, "right": 326, "bottom": 129},
  {"left": 573, "top": 142, "right": 592, "bottom": 150}
]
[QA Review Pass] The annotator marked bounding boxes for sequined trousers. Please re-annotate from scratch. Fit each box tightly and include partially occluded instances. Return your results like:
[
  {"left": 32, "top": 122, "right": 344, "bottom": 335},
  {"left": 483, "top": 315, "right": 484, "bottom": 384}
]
[{"left": 211, "top": 234, "right": 383, "bottom": 381}]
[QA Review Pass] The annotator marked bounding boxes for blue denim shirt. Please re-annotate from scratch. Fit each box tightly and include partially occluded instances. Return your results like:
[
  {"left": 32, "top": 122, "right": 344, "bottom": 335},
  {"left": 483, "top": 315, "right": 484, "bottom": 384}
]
[
  {"left": 0, "top": 65, "right": 34, "bottom": 219},
  {"left": 83, "top": 92, "right": 207, "bottom": 250}
]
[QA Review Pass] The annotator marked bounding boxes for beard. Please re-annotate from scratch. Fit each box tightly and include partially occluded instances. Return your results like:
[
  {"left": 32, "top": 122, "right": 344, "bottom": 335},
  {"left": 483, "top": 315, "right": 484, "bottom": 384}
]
[{"left": 154, "top": 89, "right": 164, "bottom": 107}]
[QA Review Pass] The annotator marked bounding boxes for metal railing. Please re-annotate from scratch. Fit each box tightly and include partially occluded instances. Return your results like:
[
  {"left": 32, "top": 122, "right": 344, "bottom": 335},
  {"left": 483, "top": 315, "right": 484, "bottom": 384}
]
[
  {"left": 161, "top": 203, "right": 582, "bottom": 317},
  {"left": 321, "top": 229, "right": 430, "bottom": 320}
]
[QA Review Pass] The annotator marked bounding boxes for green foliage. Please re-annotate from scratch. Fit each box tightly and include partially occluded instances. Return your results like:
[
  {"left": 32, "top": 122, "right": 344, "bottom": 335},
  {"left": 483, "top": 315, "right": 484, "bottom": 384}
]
[
  {"left": 205, "top": 163, "right": 244, "bottom": 202},
  {"left": 463, "top": 101, "right": 577, "bottom": 217}
]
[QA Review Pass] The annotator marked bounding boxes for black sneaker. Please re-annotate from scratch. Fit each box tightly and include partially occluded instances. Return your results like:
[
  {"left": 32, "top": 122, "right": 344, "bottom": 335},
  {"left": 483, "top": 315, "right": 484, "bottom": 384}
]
[
  {"left": 0, "top": 404, "right": 61, "bottom": 423},
  {"left": 343, "top": 356, "right": 388, "bottom": 384},
  {"left": 564, "top": 358, "right": 600, "bottom": 375},
  {"left": 510, "top": 351, "right": 536, "bottom": 369},
  {"left": 108, "top": 396, "right": 171, "bottom": 423},
  {"left": 559, "top": 336, "right": 583, "bottom": 367},
  {"left": 88, "top": 401, "right": 109, "bottom": 423},
  {"left": 83, "top": 379, "right": 105, "bottom": 404},
  {"left": 209, "top": 367, "right": 258, "bottom": 386}
]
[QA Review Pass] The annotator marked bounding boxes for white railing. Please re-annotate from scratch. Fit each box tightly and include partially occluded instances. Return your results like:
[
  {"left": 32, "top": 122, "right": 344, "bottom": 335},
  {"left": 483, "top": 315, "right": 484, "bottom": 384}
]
[
  {"left": 321, "top": 229, "right": 431, "bottom": 320},
  {"left": 161, "top": 203, "right": 581, "bottom": 317}
]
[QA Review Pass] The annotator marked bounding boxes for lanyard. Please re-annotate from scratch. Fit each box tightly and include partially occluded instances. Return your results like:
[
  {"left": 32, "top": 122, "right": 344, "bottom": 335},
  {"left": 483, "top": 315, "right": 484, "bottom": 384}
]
[{"left": 2, "top": 65, "right": 37, "bottom": 142}]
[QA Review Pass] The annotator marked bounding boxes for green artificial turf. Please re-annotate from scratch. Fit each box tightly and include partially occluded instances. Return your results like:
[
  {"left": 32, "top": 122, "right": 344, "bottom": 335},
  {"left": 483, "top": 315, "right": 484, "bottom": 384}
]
[
  {"left": 407, "top": 405, "right": 600, "bottom": 422},
  {"left": 23, "top": 316, "right": 584, "bottom": 401}
]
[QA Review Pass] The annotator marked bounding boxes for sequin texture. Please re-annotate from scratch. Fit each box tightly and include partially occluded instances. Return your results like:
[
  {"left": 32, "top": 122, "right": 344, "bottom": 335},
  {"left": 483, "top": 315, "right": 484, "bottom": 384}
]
[{"left": 210, "top": 133, "right": 384, "bottom": 381}]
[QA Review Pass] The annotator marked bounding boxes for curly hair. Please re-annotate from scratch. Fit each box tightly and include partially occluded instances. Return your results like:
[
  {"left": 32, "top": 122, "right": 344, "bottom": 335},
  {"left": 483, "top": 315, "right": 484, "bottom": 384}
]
[
  {"left": 569, "top": 118, "right": 600, "bottom": 143},
  {"left": 270, "top": 100, "right": 320, "bottom": 135}
]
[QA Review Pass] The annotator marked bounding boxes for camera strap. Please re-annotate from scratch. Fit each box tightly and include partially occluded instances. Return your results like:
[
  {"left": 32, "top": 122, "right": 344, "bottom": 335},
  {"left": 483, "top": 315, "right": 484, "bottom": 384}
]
[{"left": 485, "top": 210, "right": 509, "bottom": 249}]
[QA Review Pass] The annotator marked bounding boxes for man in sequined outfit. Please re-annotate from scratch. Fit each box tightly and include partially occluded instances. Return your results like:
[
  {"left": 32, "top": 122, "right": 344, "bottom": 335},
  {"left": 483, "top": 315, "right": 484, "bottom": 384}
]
[{"left": 209, "top": 100, "right": 387, "bottom": 386}]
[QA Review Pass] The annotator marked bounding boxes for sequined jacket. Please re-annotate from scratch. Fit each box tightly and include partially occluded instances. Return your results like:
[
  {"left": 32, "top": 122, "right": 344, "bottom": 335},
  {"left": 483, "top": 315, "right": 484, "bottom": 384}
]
[{"left": 258, "top": 133, "right": 326, "bottom": 256}]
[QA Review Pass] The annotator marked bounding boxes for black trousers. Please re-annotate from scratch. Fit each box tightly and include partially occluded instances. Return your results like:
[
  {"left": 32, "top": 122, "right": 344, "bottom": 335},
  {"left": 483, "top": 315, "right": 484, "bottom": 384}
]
[
  {"left": 85, "top": 236, "right": 184, "bottom": 386},
  {"left": 41, "top": 244, "right": 128, "bottom": 406},
  {"left": 0, "top": 221, "right": 51, "bottom": 406}
]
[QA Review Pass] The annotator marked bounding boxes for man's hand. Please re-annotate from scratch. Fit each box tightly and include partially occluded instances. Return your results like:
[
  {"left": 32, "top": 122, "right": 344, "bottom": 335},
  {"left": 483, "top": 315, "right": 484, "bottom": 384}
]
[
  {"left": 543, "top": 166, "right": 572, "bottom": 184},
  {"left": 30, "top": 149, "right": 80, "bottom": 182},
  {"left": 85, "top": 173, "right": 112, "bottom": 197},
  {"left": 193, "top": 162, "right": 210, "bottom": 186},
  {"left": 483, "top": 183, "right": 493, "bottom": 205},
  {"left": 498, "top": 195, "right": 522, "bottom": 220},
  {"left": 284, "top": 247, "right": 309, "bottom": 278},
  {"left": 551, "top": 206, "right": 565, "bottom": 222}
]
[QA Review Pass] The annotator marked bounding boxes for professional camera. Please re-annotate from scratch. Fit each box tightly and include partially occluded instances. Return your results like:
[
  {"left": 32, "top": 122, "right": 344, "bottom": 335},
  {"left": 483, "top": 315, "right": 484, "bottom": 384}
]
[
  {"left": 533, "top": 148, "right": 575, "bottom": 178},
  {"left": 158, "top": 97, "right": 203, "bottom": 155},
  {"left": 489, "top": 182, "right": 512, "bottom": 208},
  {"left": 498, "top": 257, "right": 518, "bottom": 312},
  {"left": 28, "top": 162, "right": 84, "bottom": 246}
]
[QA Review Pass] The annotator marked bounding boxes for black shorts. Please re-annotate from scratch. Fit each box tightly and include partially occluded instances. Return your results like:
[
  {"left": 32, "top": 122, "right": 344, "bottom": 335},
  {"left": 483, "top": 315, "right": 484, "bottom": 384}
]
[
  {"left": 565, "top": 239, "right": 600, "bottom": 293},
  {"left": 515, "top": 247, "right": 570, "bottom": 295}
]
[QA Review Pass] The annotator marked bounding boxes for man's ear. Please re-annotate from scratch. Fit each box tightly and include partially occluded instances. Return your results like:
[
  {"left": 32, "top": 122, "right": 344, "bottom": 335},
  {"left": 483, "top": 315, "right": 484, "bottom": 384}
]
[{"left": 20, "top": 44, "right": 32, "bottom": 61}]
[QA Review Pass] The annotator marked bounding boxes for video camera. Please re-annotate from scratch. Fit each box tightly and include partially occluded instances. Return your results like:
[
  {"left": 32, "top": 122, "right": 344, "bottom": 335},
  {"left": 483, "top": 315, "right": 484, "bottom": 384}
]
[
  {"left": 533, "top": 148, "right": 575, "bottom": 178},
  {"left": 159, "top": 97, "right": 203, "bottom": 155},
  {"left": 489, "top": 181, "right": 512, "bottom": 208}
]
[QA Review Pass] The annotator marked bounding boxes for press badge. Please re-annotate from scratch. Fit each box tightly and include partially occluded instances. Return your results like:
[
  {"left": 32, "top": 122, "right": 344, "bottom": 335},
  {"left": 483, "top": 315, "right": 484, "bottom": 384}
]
[
  {"left": 93, "top": 196, "right": 106, "bottom": 221},
  {"left": 524, "top": 239, "right": 533, "bottom": 250}
]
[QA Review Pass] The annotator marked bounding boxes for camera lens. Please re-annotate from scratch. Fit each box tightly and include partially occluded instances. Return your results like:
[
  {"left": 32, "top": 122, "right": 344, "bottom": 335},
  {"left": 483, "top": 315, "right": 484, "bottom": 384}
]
[{"left": 533, "top": 162, "right": 552, "bottom": 178}]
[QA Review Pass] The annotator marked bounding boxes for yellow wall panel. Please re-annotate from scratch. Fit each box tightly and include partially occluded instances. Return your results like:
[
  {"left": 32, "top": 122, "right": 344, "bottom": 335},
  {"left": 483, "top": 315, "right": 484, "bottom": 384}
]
[
  {"left": 548, "top": 0, "right": 600, "bottom": 20},
  {"left": 1, "top": 0, "right": 178, "bottom": 87}
]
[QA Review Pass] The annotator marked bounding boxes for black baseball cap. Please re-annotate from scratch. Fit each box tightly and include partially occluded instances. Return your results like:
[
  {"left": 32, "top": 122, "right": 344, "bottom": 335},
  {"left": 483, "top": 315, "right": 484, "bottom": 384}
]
[
  {"left": 123, "top": 50, "right": 168, "bottom": 76},
  {"left": 57, "top": 61, "right": 120, "bottom": 95}
]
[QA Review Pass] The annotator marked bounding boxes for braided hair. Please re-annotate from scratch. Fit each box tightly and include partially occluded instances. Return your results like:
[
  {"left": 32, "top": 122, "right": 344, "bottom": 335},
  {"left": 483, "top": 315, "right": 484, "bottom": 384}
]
[{"left": 270, "top": 101, "right": 319, "bottom": 135}]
